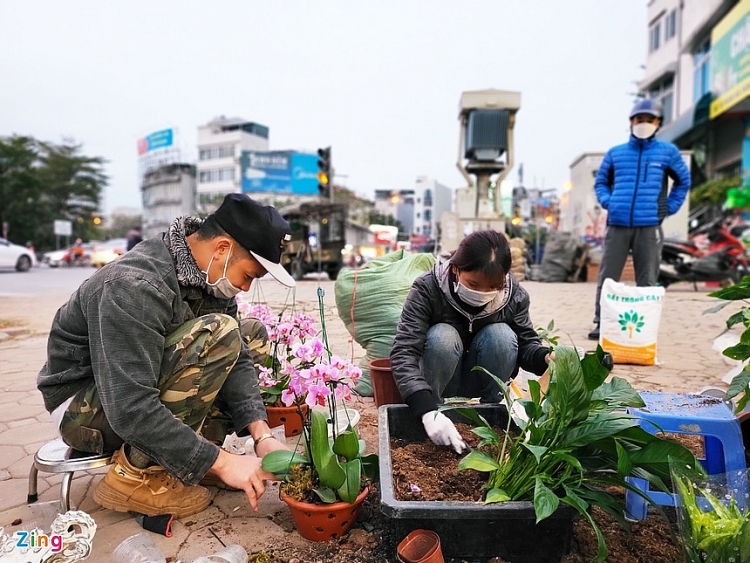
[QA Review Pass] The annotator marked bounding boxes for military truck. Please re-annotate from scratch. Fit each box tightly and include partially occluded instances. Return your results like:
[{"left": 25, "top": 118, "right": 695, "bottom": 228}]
[{"left": 279, "top": 201, "right": 346, "bottom": 281}]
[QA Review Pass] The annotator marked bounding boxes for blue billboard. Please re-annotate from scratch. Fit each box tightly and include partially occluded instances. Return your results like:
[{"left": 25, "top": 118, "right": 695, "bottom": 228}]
[
  {"left": 240, "top": 151, "right": 319, "bottom": 195},
  {"left": 137, "top": 129, "right": 174, "bottom": 155}
]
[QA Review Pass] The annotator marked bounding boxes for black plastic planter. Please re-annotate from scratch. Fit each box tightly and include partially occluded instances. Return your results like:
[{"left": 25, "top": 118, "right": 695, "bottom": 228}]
[{"left": 379, "top": 404, "right": 576, "bottom": 562}]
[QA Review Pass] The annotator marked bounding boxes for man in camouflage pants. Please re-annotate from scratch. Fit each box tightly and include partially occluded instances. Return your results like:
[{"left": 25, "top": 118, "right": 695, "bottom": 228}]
[{"left": 39, "top": 194, "right": 293, "bottom": 517}]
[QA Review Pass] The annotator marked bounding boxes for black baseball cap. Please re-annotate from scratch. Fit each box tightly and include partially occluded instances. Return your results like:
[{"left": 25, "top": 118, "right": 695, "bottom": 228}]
[{"left": 213, "top": 193, "right": 295, "bottom": 287}]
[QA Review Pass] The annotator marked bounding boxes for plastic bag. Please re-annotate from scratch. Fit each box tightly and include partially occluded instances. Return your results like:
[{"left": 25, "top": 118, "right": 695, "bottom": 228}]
[
  {"left": 334, "top": 250, "right": 435, "bottom": 396},
  {"left": 599, "top": 278, "right": 665, "bottom": 365}
]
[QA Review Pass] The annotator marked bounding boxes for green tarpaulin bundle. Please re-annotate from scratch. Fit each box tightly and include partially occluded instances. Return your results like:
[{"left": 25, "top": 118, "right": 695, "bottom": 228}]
[{"left": 334, "top": 250, "right": 435, "bottom": 396}]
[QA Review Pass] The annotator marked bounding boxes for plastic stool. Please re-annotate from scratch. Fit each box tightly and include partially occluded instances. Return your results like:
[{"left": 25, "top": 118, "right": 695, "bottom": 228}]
[
  {"left": 28, "top": 439, "right": 113, "bottom": 512},
  {"left": 625, "top": 391, "right": 748, "bottom": 520}
]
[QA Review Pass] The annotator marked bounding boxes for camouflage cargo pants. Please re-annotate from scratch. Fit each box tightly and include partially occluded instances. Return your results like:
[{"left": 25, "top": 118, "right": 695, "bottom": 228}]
[{"left": 59, "top": 314, "right": 269, "bottom": 454}]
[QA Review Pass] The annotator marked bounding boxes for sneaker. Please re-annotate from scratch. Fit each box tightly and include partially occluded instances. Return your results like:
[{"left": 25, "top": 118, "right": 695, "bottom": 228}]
[
  {"left": 93, "top": 445, "right": 211, "bottom": 518},
  {"left": 587, "top": 326, "right": 600, "bottom": 341}
]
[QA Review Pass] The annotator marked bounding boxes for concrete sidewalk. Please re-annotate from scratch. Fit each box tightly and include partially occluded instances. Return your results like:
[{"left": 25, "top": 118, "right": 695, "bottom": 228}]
[{"left": 0, "top": 277, "right": 741, "bottom": 561}]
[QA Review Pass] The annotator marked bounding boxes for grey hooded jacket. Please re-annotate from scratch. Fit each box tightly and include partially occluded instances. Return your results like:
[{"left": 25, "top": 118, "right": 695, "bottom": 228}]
[
  {"left": 37, "top": 218, "right": 267, "bottom": 485},
  {"left": 390, "top": 259, "right": 549, "bottom": 417}
]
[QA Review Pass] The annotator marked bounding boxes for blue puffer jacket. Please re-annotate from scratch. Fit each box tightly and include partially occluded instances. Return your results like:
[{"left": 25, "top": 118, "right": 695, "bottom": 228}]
[{"left": 594, "top": 135, "right": 691, "bottom": 227}]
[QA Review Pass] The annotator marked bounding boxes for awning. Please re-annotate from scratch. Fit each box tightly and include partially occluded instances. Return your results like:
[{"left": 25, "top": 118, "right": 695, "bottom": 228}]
[{"left": 657, "top": 92, "right": 712, "bottom": 147}]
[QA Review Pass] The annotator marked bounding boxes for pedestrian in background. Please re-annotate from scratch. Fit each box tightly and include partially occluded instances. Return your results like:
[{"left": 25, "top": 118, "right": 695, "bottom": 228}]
[
  {"left": 390, "top": 230, "right": 553, "bottom": 454},
  {"left": 126, "top": 225, "right": 143, "bottom": 251},
  {"left": 588, "top": 98, "right": 691, "bottom": 340}
]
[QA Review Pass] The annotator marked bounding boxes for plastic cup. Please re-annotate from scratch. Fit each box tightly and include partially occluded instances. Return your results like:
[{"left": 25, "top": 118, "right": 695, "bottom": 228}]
[
  {"left": 191, "top": 544, "right": 248, "bottom": 563},
  {"left": 270, "top": 424, "right": 286, "bottom": 444},
  {"left": 112, "top": 532, "right": 166, "bottom": 563}
]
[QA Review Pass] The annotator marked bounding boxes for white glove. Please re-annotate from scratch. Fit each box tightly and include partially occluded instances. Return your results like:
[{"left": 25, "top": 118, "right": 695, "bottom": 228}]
[{"left": 421, "top": 411, "right": 467, "bottom": 454}]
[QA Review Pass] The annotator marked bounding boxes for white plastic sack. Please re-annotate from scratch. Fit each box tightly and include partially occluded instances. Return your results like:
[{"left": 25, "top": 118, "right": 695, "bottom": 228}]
[{"left": 599, "top": 278, "right": 665, "bottom": 365}]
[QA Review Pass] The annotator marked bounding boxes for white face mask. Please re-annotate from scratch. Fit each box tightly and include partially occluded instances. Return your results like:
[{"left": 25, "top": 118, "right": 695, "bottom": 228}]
[
  {"left": 453, "top": 281, "right": 498, "bottom": 307},
  {"left": 632, "top": 122, "right": 657, "bottom": 139},
  {"left": 205, "top": 245, "right": 243, "bottom": 299}
]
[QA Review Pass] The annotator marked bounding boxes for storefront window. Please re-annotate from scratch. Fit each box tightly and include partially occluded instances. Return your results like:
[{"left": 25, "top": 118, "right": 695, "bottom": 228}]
[{"left": 694, "top": 39, "right": 711, "bottom": 103}]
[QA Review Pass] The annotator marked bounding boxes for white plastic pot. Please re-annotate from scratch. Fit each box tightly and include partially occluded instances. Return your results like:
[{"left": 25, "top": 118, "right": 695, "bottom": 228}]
[{"left": 312, "top": 405, "right": 361, "bottom": 437}]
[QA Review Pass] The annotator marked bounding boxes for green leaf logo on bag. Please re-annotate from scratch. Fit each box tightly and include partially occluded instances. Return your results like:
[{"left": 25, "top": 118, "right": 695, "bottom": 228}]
[{"left": 618, "top": 310, "right": 645, "bottom": 339}]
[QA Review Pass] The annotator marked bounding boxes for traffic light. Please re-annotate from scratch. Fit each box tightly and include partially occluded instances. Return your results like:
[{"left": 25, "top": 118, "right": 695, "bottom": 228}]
[{"left": 317, "top": 146, "right": 331, "bottom": 197}]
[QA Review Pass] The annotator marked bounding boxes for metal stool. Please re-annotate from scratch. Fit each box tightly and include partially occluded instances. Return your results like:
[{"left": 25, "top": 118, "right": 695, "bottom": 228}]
[
  {"left": 625, "top": 391, "right": 748, "bottom": 520},
  {"left": 28, "top": 439, "right": 113, "bottom": 511}
]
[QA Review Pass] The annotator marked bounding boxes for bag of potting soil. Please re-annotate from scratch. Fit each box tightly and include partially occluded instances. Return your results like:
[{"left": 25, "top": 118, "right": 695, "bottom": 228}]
[
  {"left": 335, "top": 250, "right": 435, "bottom": 396},
  {"left": 599, "top": 278, "right": 665, "bottom": 365}
]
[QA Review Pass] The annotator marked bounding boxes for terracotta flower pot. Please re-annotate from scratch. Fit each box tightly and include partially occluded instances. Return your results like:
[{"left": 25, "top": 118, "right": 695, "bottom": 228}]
[
  {"left": 368, "top": 358, "right": 403, "bottom": 408},
  {"left": 397, "top": 529, "right": 444, "bottom": 563},
  {"left": 280, "top": 486, "right": 369, "bottom": 541},
  {"left": 266, "top": 404, "right": 308, "bottom": 437}
]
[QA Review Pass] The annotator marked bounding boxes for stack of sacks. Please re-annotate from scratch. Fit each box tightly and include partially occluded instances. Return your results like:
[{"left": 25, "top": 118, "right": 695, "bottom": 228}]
[{"left": 508, "top": 237, "right": 527, "bottom": 281}]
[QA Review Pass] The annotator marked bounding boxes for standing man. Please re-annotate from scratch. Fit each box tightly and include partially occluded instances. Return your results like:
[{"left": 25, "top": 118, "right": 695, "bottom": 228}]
[
  {"left": 38, "top": 193, "right": 294, "bottom": 517},
  {"left": 588, "top": 98, "right": 691, "bottom": 340}
]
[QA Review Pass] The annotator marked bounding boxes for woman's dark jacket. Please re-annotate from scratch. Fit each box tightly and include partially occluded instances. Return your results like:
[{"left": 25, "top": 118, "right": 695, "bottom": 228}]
[{"left": 390, "top": 260, "right": 549, "bottom": 417}]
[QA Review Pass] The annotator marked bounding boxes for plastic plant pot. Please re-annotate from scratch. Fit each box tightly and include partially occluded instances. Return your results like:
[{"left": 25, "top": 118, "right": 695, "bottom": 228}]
[
  {"left": 379, "top": 404, "right": 575, "bottom": 562},
  {"left": 397, "top": 529, "right": 444, "bottom": 563},
  {"left": 368, "top": 358, "right": 403, "bottom": 407}
]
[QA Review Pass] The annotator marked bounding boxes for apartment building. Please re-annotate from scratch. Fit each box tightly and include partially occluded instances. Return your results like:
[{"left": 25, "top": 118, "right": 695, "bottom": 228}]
[
  {"left": 195, "top": 116, "right": 269, "bottom": 212},
  {"left": 373, "top": 176, "right": 452, "bottom": 240},
  {"left": 140, "top": 163, "right": 196, "bottom": 239},
  {"left": 644, "top": 0, "right": 746, "bottom": 184}
]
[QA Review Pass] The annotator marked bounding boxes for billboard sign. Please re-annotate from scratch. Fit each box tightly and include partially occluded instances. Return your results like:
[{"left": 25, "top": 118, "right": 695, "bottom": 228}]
[
  {"left": 369, "top": 224, "right": 398, "bottom": 247},
  {"left": 53, "top": 220, "right": 72, "bottom": 237},
  {"left": 240, "top": 151, "right": 319, "bottom": 195},
  {"left": 710, "top": 0, "right": 750, "bottom": 118},
  {"left": 137, "top": 129, "right": 174, "bottom": 155}
]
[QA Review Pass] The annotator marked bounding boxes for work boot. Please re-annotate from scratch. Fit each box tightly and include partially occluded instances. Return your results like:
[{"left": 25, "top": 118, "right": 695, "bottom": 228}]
[
  {"left": 93, "top": 445, "right": 211, "bottom": 518},
  {"left": 587, "top": 324, "right": 600, "bottom": 341}
]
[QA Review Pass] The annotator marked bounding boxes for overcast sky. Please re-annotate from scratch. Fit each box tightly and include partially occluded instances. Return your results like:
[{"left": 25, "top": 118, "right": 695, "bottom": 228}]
[{"left": 1, "top": 1, "right": 647, "bottom": 214}]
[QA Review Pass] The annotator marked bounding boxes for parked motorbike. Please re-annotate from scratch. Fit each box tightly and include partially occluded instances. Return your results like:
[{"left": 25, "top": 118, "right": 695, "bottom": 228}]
[{"left": 659, "top": 216, "right": 750, "bottom": 289}]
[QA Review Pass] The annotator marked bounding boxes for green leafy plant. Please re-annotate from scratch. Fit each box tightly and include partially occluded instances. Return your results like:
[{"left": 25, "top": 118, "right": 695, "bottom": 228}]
[
  {"left": 535, "top": 319, "right": 560, "bottom": 346},
  {"left": 689, "top": 176, "right": 740, "bottom": 209},
  {"left": 261, "top": 408, "right": 378, "bottom": 503},
  {"left": 705, "top": 278, "right": 750, "bottom": 413},
  {"left": 448, "top": 345, "right": 702, "bottom": 563},
  {"left": 671, "top": 463, "right": 750, "bottom": 563}
]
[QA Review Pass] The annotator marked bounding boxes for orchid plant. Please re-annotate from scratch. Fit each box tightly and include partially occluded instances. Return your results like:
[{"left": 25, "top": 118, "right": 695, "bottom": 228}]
[
  {"left": 236, "top": 296, "right": 332, "bottom": 408},
  {"left": 242, "top": 291, "right": 378, "bottom": 504}
]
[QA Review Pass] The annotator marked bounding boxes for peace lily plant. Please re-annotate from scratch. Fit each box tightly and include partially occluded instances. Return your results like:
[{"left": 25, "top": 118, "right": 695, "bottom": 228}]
[
  {"left": 705, "top": 277, "right": 750, "bottom": 412},
  {"left": 447, "top": 345, "right": 701, "bottom": 563}
]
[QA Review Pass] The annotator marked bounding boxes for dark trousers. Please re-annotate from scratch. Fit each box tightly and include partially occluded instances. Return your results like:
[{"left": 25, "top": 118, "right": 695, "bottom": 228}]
[{"left": 593, "top": 225, "right": 663, "bottom": 324}]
